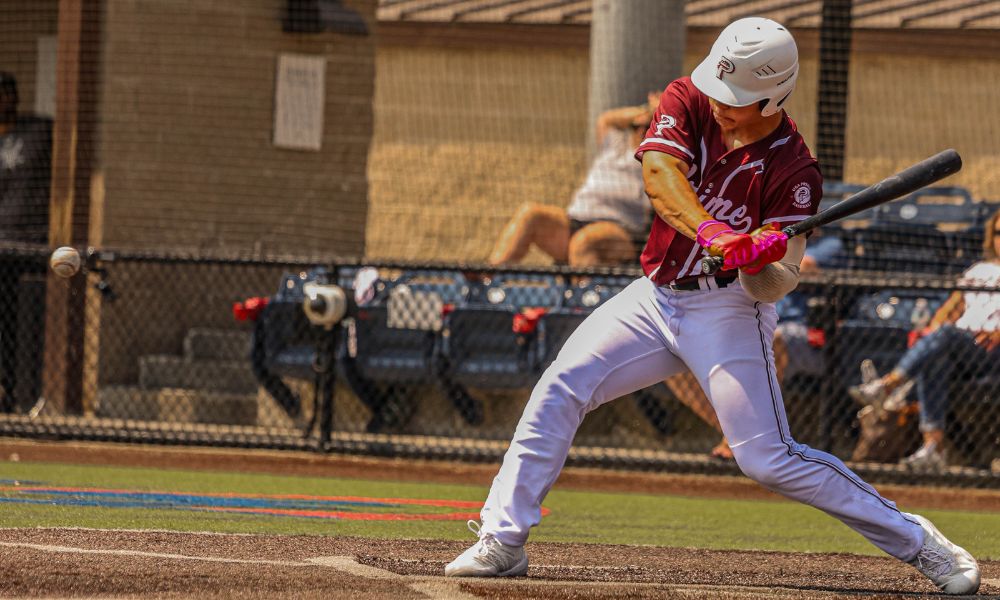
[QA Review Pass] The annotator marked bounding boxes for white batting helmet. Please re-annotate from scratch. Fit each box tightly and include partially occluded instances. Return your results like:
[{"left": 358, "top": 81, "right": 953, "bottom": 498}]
[{"left": 691, "top": 17, "right": 798, "bottom": 117}]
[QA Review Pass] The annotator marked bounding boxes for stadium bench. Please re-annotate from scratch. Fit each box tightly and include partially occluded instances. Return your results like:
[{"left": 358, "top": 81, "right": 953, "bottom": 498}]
[{"left": 438, "top": 273, "right": 564, "bottom": 390}]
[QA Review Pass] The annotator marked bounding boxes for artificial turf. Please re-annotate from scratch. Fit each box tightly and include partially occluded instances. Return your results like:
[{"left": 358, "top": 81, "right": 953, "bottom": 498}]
[{"left": 2, "top": 460, "right": 998, "bottom": 559}]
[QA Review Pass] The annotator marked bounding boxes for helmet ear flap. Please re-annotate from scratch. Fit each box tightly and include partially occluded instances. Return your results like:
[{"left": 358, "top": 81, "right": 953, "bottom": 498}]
[
  {"left": 775, "top": 90, "right": 792, "bottom": 108},
  {"left": 759, "top": 86, "right": 795, "bottom": 117}
]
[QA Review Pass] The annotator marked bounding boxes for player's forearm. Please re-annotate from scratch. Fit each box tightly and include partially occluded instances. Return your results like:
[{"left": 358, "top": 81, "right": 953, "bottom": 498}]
[
  {"left": 642, "top": 151, "right": 712, "bottom": 240},
  {"left": 739, "top": 236, "right": 807, "bottom": 303}
]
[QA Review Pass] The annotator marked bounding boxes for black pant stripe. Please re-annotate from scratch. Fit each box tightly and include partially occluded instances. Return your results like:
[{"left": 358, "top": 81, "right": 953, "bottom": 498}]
[{"left": 752, "top": 302, "right": 911, "bottom": 518}]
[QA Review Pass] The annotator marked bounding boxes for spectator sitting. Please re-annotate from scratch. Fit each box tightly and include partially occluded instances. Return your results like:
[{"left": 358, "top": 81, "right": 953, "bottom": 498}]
[
  {"left": 488, "top": 94, "right": 658, "bottom": 267},
  {"left": 848, "top": 208, "right": 1000, "bottom": 472},
  {"left": 666, "top": 230, "right": 844, "bottom": 459}
]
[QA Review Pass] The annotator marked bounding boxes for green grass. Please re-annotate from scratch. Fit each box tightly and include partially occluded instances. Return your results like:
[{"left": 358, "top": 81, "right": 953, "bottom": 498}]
[{"left": 2, "top": 461, "right": 998, "bottom": 559}]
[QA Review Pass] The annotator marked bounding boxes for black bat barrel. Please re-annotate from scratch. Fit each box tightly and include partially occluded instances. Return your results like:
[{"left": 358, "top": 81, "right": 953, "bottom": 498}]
[{"left": 700, "top": 149, "right": 962, "bottom": 275}]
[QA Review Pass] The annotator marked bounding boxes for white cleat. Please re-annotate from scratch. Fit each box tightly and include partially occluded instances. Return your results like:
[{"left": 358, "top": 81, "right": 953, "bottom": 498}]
[
  {"left": 905, "top": 513, "right": 980, "bottom": 595},
  {"left": 444, "top": 520, "right": 528, "bottom": 577}
]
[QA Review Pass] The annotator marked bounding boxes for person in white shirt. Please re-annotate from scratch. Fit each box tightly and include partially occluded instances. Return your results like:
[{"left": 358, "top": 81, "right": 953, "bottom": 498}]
[
  {"left": 850, "top": 208, "right": 1000, "bottom": 471},
  {"left": 488, "top": 95, "right": 657, "bottom": 267}
]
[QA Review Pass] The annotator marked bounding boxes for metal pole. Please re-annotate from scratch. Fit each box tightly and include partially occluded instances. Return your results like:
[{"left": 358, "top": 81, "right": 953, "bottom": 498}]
[{"left": 587, "top": 0, "right": 686, "bottom": 154}]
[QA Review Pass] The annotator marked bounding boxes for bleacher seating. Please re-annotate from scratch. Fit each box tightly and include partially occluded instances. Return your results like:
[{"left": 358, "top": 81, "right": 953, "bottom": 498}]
[
  {"left": 439, "top": 273, "right": 564, "bottom": 389},
  {"left": 816, "top": 181, "right": 868, "bottom": 270},
  {"left": 833, "top": 288, "right": 950, "bottom": 388},
  {"left": 819, "top": 183, "right": 983, "bottom": 275},
  {"left": 339, "top": 270, "right": 464, "bottom": 381},
  {"left": 536, "top": 276, "right": 633, "bottom": 370}
]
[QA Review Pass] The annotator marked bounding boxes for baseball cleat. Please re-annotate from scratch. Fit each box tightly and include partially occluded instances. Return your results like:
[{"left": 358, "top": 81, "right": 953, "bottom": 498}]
[
  {"left": 444, "top": 520, "right": 528, "bottom": 577},
  {"left": 905, "top": 513, "right": 980, "bottom": 594}
]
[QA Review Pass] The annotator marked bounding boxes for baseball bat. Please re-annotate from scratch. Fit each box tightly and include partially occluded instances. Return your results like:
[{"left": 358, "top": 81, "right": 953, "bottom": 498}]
[{"left": 700, "top": 148, "right": 963, "bottom": 275}]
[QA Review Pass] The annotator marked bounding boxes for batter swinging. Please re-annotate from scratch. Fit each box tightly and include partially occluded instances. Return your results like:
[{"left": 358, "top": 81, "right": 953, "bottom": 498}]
[{"left": 445, "top": 18, "right": 979, "bottom": 595}]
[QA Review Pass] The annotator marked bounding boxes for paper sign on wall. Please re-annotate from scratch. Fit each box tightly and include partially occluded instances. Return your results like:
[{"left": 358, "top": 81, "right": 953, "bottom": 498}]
[
  {"left": 35, "top": 36, "right": 56, "bottom": 118},
  {"left": 273, "top": 54, "right": 326, "bottom": 151}
]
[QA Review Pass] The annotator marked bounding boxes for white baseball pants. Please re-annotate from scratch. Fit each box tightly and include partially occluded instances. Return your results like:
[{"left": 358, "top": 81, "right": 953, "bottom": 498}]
[{"left": 480, "top": 276, "right": 924, "bottom": 561}]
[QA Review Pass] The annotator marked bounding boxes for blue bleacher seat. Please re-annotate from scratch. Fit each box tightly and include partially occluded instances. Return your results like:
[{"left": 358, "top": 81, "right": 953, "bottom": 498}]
[
  {"left": 536, "top": 276, "right": 633, "bottom": 369},
  {"left": 952, "top": 201, "right": 1000, "bottom": 265},
  {"left": 439, "top": 273, "right": 564, "bottom": 389},
  {"left": 852, "top": 223, "right": 953, "bottom": 273},
  {"left": 348, "top": 270, "right": 468, "bottom": 383},
  {"left": 847, "top": 187, "right": 975, "bottom": 274},
  {"left": 820, "top": 181, "right": 867, "bottom": 212},
  {"left": 870, "top": 186, "right": 973, "bottom": 225},
  {"left": 833, "top": 288, "right": 949, "bottom": 386}
]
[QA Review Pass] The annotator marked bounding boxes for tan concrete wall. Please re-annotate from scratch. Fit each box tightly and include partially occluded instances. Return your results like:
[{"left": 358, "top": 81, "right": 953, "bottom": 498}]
[
  {"left": 95, "top": 0, "right": 375, "bottom": 257},
  {"left": 367, "top": 35, "right": 997, "bottom": 263},
  {"left": 844, "top": 53, "right": 1000, "bottom": 201},
  {"left": 368, "top": 45, "right": 589, "bottom": 262},
  {"left": 88, "top": 1, "right": 376, "bottom": 390},
  {"left": 366, "top": 42, "right": 818, "bottom": 262}
]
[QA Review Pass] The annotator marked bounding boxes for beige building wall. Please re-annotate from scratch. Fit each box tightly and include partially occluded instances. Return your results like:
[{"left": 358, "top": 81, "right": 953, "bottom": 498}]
[
  {"left": 368, "top": 44, "right": 589, "bottom": 263},
  {"left": 95, "top": 0, "right": 375, "bottom": 257},
  {"left": 0, "top": 0, "right": 59, "bottom": 114},
  {"left": 90, "top": 0, "right": 377, "bottom": 387},
  {"left": 368, "top": 28, "right": 997, "bottom": 263},
  {"left": 367, "top": 37, "right": 818, "bottom": 262},
  {"left": 845, "top": 53, "right": 1000, "bottom": 202}
]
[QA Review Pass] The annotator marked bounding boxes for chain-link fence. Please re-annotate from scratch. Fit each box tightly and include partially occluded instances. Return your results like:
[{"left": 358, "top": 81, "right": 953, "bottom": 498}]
[
  {"left": 1, "top": 249, "right": 997, "bottom": 486},
  {"left": 2, "top": 1, "right": 999, "bottom": 487}
]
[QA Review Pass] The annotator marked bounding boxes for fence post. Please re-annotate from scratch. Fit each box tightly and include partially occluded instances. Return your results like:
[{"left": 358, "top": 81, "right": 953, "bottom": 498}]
[{"left": 42, "top": 0, "right": 102, "bottom": 414}]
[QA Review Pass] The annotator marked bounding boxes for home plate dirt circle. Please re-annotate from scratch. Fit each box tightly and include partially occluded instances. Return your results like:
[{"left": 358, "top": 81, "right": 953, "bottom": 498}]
[{"left": 0, "top": 528, "right": 997, "bottom": 599}]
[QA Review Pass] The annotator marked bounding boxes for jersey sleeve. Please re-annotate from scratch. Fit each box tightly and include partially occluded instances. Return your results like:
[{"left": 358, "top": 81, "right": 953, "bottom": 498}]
[
  {"left": 761, "top": 164, "right": 823, "bottom": 230},
  {"left": 634, "top": 78, "right": 699, "bottom": 165}
]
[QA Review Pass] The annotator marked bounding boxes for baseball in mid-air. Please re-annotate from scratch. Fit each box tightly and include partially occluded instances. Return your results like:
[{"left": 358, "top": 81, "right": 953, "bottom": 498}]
[{"left": 50, "top": 246, "right": 81, "bottom": 278}]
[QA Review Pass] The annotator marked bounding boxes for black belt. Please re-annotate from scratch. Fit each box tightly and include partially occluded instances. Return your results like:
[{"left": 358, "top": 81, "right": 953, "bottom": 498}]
[{"left": 665, "top": 274, "right": 737, "bottom": 291}]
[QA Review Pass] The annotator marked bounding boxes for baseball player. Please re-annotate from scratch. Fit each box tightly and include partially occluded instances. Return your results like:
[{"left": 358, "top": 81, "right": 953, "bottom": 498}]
[{"left": 444, "top": 18, "right": 979, "bottom": 595}]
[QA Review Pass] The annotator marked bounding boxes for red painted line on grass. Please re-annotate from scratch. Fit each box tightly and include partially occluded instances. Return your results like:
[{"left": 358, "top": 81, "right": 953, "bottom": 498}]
[{"left": 201, "top": 506, "right": 486, "bottom": 521}]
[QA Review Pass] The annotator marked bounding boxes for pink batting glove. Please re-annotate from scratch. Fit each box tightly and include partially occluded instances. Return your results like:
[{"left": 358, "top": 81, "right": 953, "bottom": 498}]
[
  {"left": 697, "top": 220, "right": 755, "bottom": 271},
  {"left": 696, "top": 220, "right": 731, "bottom": 248},
  {"left": 741, "top": 226, "right": 789, "bottom": 275}
]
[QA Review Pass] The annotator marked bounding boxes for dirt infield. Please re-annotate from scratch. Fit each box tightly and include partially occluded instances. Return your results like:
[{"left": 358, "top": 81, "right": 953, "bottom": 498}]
[{"left": 1, "top": 528, "right": 997, "bottom": 599}]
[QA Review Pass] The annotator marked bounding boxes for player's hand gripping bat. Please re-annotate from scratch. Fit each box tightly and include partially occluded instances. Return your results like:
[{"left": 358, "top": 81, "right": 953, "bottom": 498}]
[{"left": 700, "top": 149, "right": 963, "bottom": 275}]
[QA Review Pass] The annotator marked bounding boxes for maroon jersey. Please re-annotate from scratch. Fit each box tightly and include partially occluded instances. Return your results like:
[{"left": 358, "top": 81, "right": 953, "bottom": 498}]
[{"left": 635, "top": 77, "right": 822, "bottom": 285}]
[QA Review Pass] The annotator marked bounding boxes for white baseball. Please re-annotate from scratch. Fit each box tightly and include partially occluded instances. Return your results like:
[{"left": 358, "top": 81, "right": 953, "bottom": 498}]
[{"left": 50, "top": 246, "right": 81, "bottom": 278}]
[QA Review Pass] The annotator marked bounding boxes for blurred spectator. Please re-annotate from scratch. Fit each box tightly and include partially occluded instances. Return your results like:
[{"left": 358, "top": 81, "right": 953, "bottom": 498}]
[
  {"left": 0, "top": 71, "right": 52, "bottom": 413},
  {"left": 488, "top": 94, "right": 657, "bottom": 267},
  {"left": 849, "top": 208, "right": 1000, "bottom": 472},
  {"left": 666, "top": 231, "right": 843, "bottom": 459},
  {"left": 1, "top": 72, "right": 51, "bottom": 243}
]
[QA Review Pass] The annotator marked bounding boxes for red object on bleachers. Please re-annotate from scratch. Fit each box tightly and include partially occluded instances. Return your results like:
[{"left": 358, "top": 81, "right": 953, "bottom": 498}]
[
  {"left": 512, "top": 307, "right": 547, "bottom": 334},
  {"left": 233, "top": 296, "right": 269, "bottom": 321}
]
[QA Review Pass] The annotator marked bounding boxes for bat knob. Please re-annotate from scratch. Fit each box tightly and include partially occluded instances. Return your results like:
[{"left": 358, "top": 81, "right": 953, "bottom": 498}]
[{"left": 701, "top": 256, "right": 724, "bottom": 275}]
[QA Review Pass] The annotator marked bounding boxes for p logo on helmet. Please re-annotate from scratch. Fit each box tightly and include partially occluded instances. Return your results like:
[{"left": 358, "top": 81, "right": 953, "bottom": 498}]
[{"left": 716, "top": 57, "right": 735, "bottom": 80}]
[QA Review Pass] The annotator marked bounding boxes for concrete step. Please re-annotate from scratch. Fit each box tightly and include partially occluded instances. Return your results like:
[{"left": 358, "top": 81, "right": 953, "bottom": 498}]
[
  {"left": 184, "top": 328, "right": 252, "bottom": 361},
  {"left": 95, "top": 386, "right": 160, "bottom": 421},
  {"left": 97, "top": 385, "right": 258, "bottom": 426},
  {"left": 138, "top": 355, "right": 258, "bottom": 395}
]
